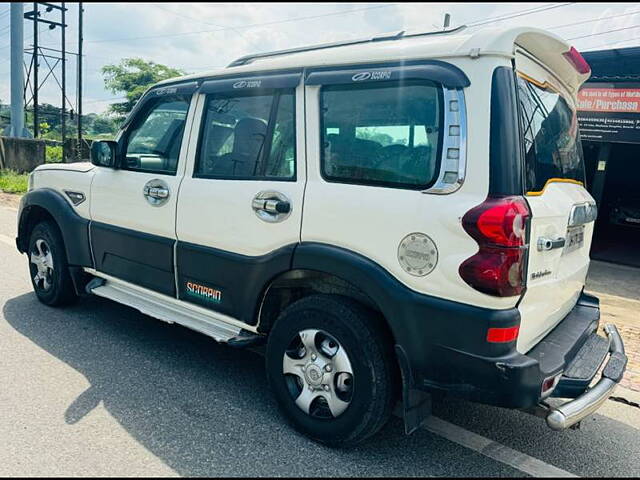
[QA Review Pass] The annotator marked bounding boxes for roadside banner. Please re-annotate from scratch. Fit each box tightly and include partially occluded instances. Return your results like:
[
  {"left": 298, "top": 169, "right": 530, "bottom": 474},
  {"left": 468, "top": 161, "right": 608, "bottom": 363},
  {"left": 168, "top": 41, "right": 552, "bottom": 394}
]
[{"left": 577, "top": 82, "right": 640, "bottom": 144}]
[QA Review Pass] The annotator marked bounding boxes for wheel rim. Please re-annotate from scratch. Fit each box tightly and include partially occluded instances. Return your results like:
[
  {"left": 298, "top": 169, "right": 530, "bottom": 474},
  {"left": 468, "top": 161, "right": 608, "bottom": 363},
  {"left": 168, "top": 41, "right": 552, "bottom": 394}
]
[
  {"left": 282, "top": 328, "right": 354, "bottom": 419},
  {"left": 30, "top": 238, "right": 54, "bottom": 291}
]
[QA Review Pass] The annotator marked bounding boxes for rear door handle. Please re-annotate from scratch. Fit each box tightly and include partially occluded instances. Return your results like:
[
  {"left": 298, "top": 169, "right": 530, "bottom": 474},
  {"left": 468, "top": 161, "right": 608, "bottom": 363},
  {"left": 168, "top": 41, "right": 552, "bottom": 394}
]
[
  {"left": 252, "top": 191, "right": 292, "bottom": 223},
  {"left": 537, "top": 236, "right": 566, "bottom": 251},
  {"left": 252, "top": 198, "right": 291, "bottom": 214}
]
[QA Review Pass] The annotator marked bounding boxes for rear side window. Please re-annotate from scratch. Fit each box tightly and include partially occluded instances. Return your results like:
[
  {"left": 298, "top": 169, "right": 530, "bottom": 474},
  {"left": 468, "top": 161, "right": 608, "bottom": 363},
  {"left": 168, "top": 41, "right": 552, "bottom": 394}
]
[
  {"left": 195, "top": 91, "right": 295, "bottom": 180},
  {"left": 320, "top": 80, "right": 442, "bottom": 189},
  {"left": 517, "top": 75, "right": 586, "bottom": 193}
]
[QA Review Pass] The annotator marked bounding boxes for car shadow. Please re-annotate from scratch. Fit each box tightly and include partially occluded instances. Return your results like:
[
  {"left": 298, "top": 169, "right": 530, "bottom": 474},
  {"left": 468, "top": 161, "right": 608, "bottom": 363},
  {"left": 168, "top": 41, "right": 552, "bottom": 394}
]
[{"left": 3, "top": 292, "right": 640, "bottom": 477}]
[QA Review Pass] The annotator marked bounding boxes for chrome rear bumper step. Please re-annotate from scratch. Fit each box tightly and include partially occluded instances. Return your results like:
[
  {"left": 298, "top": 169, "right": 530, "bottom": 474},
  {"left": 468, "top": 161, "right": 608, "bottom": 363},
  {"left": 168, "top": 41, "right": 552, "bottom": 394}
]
[{"left": 545, "top": 324, "right": 627, "bottom": 430}]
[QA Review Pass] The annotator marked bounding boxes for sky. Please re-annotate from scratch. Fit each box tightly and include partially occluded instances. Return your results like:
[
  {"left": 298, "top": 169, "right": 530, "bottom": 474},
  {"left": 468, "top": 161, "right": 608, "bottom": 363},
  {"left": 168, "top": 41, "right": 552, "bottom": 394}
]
[{"left": 1, "top": 2, "right": 639, "bottom": 115}]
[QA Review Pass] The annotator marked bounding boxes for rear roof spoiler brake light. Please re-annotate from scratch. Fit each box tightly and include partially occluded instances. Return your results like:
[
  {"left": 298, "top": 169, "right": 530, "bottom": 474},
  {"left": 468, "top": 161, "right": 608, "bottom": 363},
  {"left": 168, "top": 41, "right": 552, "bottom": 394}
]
[{"left": 563, "top": 47, "right": 591, "bottom": 75}]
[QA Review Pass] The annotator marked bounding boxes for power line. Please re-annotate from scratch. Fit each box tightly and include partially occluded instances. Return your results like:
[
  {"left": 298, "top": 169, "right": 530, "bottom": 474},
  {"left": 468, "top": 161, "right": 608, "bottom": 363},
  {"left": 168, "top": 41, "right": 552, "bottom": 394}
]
[
  {"left": 582, "top": 33, "right": 640, "bottom": 52},
  {"left": 466, "top": 3, "right": 574, "bottom": 28},
  {"left": 567, "top": 23, "right": 640, "bottom": 41},
  {"left": 152, "top": 4, "right": 262, "bottom": 51},
  {"left": 72, "top": 3, "right": 398, "bottom": 45},
  {"left": 548, "top": 9, "right": 640, "bottom": 31}
]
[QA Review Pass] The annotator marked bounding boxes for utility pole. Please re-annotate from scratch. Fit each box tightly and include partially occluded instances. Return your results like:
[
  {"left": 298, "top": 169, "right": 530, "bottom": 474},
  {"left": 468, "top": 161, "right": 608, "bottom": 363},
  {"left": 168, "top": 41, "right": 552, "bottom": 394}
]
[
  {"left": 76, "top": 1, "right": 83, "bottom": 161},
  {"left": 32, "top": 2, "right": 38, "bottom": 137},
  {"left": 61, "top": 1, "right": 66, "bottom": 159},
  {"left": 23, "top": 3, "right": 69, "bottom": 156},
  {"left": 7, "top": 2, "right": 30, "bottom": 137}
]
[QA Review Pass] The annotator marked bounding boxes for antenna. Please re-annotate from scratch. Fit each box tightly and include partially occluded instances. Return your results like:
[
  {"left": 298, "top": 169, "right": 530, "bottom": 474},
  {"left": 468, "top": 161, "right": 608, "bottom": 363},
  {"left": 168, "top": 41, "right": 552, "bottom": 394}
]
[{"left": 443, "top": 13, "right": 451, "bottom": 30}]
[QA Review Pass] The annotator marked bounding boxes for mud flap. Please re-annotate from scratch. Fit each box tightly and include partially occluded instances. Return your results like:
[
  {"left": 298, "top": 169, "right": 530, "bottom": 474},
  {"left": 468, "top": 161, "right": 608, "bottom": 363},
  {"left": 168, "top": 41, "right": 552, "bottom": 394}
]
[{"left": 395, "top": 345, "right": 432, "bottom": 434}]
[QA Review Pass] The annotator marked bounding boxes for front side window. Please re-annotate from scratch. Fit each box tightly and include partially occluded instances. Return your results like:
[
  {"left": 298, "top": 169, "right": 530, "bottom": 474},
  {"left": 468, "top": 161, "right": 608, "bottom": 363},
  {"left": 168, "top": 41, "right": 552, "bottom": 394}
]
[
  {"left": 517, "top": 75, "right": 586, "bottom": 193},
  {"left": 195, "top": 91, "right": 296, "bottom": 180},
  {"left": 320, "top": 80, "right": 442, "bottom": 189},
  {"left": 123, "top": 94, "right": 191, "bottom": 175}
]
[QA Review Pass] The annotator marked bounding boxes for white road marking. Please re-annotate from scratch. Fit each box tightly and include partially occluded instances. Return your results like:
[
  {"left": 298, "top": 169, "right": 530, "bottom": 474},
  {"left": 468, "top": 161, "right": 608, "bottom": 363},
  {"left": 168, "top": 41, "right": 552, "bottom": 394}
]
[
  {"left": 422, "top": 416, "right": 577, "bottom": 477},
  {"left": 0, "top": 233, "right": 15, "bottom": 248},
  {"left": 394, "top": 409, "right": 577, "bottom": 478}
]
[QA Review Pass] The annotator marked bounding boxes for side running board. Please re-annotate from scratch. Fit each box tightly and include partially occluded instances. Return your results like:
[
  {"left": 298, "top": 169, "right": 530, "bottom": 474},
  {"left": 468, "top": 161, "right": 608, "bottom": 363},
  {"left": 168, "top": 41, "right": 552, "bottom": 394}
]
[{"left": 87, "top": 275, "right": 244, "bottom": 343}]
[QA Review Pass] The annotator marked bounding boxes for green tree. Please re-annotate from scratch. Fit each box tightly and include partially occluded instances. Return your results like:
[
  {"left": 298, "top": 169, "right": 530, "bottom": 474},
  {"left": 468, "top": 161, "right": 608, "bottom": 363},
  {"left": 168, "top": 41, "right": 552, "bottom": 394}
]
[
  {"left": 90, "top": 115, "right": 117, "bottom": 135},
  {"left": 101, "top": 58, "right": 185, "bottom": 121}
]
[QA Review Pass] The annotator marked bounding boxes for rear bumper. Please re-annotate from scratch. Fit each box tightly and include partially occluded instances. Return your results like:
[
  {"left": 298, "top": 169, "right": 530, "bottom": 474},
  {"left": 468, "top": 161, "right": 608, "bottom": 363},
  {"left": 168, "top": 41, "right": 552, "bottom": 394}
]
[
  {"left": 400, "top": 291, "right": 626, "bottom": 413},
  {"left": 545, "top": 323, "right": 626, "bottom": 430}
]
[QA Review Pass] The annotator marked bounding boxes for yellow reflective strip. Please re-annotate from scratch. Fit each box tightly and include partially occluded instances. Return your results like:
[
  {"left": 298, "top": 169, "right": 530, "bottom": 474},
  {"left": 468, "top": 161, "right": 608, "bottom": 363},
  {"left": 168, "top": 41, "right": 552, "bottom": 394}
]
[{"left": 526, "top": 178, "right": 584, "bottom": 196}]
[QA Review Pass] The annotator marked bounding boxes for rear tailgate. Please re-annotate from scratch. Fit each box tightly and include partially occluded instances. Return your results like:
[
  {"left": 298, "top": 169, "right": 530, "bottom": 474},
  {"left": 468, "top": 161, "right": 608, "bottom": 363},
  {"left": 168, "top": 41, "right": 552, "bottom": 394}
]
[{"left": 514, "top": 50, "right": 596, "bottom": 353}]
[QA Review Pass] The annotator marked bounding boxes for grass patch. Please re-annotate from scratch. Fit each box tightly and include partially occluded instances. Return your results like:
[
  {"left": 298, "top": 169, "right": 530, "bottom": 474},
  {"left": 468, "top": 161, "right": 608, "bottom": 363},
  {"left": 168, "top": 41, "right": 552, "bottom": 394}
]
[{"left": 0, "top": 169, "right": 28, "bottom": 194}]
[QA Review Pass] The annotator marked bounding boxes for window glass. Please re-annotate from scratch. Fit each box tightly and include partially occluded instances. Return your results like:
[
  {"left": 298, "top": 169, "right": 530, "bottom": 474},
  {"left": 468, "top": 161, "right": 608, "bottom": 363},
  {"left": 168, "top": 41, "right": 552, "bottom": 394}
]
[
  {"left": 517, "top": 75, "right": 586, "bottom": 193},
  {"left": 196, "top": 91, "right": 295, "bottom": 179},
  {"left": 321, "top": 80, "right": 441, "bottom": 189},
  {"left": 123, "top": 95, "right": 190, "bottom": 174}
]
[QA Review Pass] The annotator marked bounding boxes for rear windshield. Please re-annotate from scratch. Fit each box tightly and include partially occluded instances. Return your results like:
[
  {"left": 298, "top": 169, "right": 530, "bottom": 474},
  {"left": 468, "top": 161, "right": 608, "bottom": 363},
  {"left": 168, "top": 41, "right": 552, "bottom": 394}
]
[{"left": 517, "top": 75, "right": 586, "bottom": 193}]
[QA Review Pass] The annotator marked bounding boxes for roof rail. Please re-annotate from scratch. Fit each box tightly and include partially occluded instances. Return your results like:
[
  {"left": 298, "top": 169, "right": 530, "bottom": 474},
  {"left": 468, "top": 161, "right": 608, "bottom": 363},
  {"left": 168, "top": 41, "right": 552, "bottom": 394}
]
[{"left": 227, "top": 25, "right": 467, "bottom": 68}]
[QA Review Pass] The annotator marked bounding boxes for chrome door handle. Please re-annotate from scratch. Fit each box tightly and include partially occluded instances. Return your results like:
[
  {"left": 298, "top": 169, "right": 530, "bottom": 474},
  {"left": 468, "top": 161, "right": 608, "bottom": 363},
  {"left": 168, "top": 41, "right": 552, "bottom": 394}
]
[
  {"left": 252, "top": 191, "right": 292, "bottom": 223},
  {"left": 143, "top": 179, "right": 170, "bottom": 206},
  {"left": 252, "top": 198, "right": 291, "bottom": 214},
  {"left": 144, "top": 186, "right": 169, "bottom": 199},
  {"left": 537, "top": 236, "right": 566, "bottom": 251}
]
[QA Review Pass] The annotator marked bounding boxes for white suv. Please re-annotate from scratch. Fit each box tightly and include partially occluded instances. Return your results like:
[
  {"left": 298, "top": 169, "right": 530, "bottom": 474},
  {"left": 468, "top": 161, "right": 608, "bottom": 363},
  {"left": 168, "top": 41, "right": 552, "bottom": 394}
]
[{"left": 16, "top": 26, "right": 627, "bottom": 446}]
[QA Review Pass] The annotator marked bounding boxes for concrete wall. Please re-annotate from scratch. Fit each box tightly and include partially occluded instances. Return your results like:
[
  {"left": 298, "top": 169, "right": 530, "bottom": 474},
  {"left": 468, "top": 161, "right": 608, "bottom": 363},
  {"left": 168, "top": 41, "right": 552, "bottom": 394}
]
[{"left": 0, "top": 136, "right": 46, "bottom": 173}]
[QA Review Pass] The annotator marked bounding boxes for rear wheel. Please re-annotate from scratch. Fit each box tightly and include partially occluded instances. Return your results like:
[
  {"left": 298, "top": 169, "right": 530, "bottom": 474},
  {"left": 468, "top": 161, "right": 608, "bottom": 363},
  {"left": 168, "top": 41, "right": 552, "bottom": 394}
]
[
  {"left": 28, "top": 220, "right": 77, "bottom": 306},
  {"left": 266, "top": 295, "right": 396, "bottom": 446}
]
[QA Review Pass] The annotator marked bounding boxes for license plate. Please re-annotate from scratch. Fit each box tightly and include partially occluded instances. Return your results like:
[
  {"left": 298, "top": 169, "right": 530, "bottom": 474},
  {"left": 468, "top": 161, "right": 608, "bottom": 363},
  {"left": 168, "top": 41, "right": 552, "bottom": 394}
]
[{"left": 564, "top": 225, "right": 585, "bottom": 254}]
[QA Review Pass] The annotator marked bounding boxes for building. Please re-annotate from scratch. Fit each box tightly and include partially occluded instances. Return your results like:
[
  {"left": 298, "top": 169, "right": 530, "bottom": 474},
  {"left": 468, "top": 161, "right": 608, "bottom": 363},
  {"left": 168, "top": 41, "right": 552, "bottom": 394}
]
[{"left": 579, "top": 46, "right": 640, "bottom": 267}]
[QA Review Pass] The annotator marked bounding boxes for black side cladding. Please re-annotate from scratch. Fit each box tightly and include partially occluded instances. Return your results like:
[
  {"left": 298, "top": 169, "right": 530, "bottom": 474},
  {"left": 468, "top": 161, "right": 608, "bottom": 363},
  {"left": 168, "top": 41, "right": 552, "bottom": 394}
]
[
  {"left": 489, "top": 66, "right": 524, "bottom": 196},
  {"left": 176, "top": 242, "right": 296, "bottom": 324},
  {"left": 90, "top": 222, "right": 176, "bottom": 297},
  {"left": 16, "top": 188, "right": 93, "bottom": 267}
]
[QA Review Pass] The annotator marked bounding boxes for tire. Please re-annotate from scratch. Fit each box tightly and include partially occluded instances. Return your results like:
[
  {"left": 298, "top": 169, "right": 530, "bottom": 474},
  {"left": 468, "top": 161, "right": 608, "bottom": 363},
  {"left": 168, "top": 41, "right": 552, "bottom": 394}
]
[
  {"left": 27, "top": 220, "right": 77, "bottom": 306},
  {"left": 266, "top": 294, "right": 396, "bottom": 447}
]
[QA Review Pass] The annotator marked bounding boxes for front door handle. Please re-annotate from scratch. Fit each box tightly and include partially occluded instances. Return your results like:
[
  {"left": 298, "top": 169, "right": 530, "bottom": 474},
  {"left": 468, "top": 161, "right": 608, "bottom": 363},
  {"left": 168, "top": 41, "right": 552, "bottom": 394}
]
[
  {"left": 143, "top": 179, "right": 170, "bottom": 206},
  {"left": 144, "top": 186, "right": 169, "bottom": 199},
  {"left": 252, "top": 191, "right": 292, "bottom": 223}
]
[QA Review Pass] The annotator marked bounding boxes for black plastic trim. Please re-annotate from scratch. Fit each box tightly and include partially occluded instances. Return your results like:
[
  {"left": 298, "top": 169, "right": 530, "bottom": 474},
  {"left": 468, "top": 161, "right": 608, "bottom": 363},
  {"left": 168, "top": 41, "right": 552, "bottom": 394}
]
[
  {"left": 305, "top": 60, "right": 470, "bottom": 88},
  {"left": 90, "top": 222, "right": 176, "bottom": 297},
  {"left": 16, "top": 188, "right": 93, "bottom": 267},
  {"left": 489, "top": 66, "right": 524, "bottom": 196},
  {"left": 176, "top": 241, "right": 296, "bottom": 324}
]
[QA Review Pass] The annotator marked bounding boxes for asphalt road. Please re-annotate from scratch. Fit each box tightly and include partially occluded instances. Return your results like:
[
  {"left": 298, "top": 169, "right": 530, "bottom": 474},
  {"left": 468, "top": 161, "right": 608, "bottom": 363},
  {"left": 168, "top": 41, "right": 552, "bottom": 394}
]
[{"left": 1, "top": 203, "right": 640, "bottom": 477}]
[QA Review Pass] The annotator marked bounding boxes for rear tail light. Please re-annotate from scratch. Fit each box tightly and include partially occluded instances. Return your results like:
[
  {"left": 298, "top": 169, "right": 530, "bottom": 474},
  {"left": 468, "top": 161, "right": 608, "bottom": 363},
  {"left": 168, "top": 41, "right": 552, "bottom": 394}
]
[
  {"left": 459, "top": 196, "right": 530, "bottom": 297},
  {"left": 563, "top": 46, "right": 591, "bottom": 75}
]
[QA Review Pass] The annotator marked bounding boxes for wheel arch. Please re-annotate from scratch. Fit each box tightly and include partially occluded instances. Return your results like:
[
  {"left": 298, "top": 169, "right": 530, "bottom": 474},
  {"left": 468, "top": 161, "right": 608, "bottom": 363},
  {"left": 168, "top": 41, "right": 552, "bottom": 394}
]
[
  {"left": 17, "top": 188, "right": 93, "bottom": 268},
  {"left": 256, "top": 243, "right": 407, "bottom": 345}
]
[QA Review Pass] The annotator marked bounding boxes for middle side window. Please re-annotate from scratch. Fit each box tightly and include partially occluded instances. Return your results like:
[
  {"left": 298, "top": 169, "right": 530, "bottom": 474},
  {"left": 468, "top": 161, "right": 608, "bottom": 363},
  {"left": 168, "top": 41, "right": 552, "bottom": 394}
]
[{"left": 195, "top": 90, "right": 296, "bottom": 180}]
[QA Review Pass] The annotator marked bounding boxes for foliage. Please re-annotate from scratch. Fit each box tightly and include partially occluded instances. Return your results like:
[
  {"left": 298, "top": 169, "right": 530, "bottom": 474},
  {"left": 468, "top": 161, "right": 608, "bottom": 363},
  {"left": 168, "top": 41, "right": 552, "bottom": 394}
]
[
  {"left": 102, "top": 58, "right": 185, "bottom": 121},
  {"left": 45, "top": 145, "right": 64, "bottom": 163},
  {"left": 0, "top": 170, "right": 28, "bottom": 194}
]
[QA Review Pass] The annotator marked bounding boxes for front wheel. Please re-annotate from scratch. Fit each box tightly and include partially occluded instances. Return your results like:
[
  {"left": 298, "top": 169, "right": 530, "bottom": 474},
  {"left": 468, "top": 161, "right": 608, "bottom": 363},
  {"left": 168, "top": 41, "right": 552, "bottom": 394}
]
[
  {"left": 266, "top": 295, "right": 396, "bottom": 447},
  {"left": 27, "top": 220, "right": 77, "bottom": 306}
]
